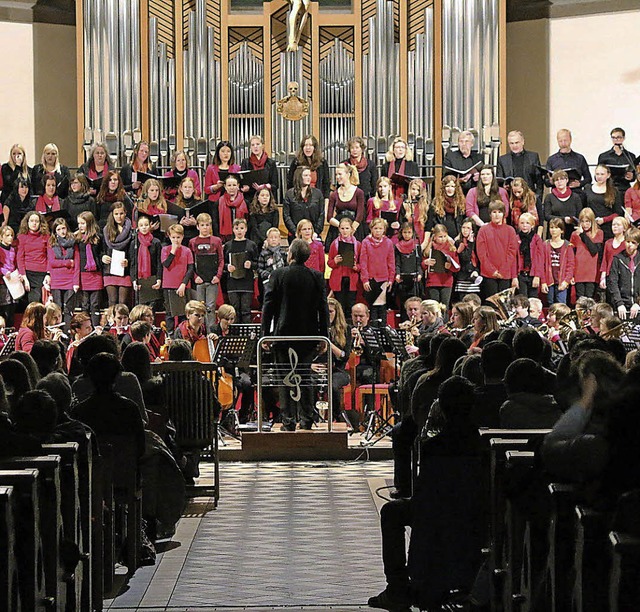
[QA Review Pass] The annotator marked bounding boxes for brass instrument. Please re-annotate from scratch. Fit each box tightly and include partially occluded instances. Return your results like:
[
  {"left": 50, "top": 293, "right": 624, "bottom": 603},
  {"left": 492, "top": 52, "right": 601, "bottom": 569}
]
[
  {"left": 399, "top": 316, "right": 420, "bottom": 346},
  {"left": 448, "top": 323, "right": 473, "bottom": 337},
  {"left": 486, "top": 287, "right": 516, "bottom": 322},
  {"left": 352, "top": 322, "right": 364, "bottom": 356},
  {"left": 557, "top": 310, "right": 581, "bottom": 342}
]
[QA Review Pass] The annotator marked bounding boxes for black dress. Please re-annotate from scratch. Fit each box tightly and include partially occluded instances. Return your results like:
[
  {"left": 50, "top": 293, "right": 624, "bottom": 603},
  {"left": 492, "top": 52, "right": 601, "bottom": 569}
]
[{"left": 583, "top": 185, "right": 624, "bottom": 241}]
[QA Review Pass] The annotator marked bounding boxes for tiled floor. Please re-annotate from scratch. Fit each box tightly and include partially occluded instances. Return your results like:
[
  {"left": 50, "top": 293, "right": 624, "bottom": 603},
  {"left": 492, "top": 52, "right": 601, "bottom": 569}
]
[{"left": 106, "top": 459, "right": 395, "bottom": 611}]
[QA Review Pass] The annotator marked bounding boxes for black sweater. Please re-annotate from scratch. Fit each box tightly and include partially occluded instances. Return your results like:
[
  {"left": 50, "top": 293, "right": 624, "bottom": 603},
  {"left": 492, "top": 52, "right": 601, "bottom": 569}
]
[{"left": 287, "top": 159, "right": 331, "bottom": 199}]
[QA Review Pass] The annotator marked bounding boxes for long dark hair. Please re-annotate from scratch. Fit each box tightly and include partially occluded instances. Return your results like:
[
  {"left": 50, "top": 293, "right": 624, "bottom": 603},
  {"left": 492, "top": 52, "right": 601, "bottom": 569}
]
[{"left": 295, "top": 134, "right": 324, "bottom": 171}]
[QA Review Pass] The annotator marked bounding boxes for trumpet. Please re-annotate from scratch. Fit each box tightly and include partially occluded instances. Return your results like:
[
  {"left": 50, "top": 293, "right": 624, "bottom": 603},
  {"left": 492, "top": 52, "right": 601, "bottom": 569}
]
[{"left": 352, "top": 322, "right": 364, "bottom": 356}]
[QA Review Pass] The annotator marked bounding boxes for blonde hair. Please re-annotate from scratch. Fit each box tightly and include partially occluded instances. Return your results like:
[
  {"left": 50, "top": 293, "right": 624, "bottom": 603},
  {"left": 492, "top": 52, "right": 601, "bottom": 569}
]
[
  {"left": 41, "top": 143, "right": 61, "bottom": 173},
  {"left": 217, "top": 304, "right": 236, "bottom": 321},
  {"left": 185, "top": 300, "right": 206, "bottom": 317},
  {"left": 8, "top": 144, "right": 29, "bottom": 180},
  {"left": 369, "top": 217, "right": 388, "bottom": 231},
  {"left": 578, "top": 207, "right": 599, "bottom": 239},
  {"left": 421, "top": 299, "right": 446, "bottom": 316},
  {"left": 168, "top": 223, "right": 184, "bottom": 236},
  {"left": 196, "top": 212, "right": 212, "bottom": 225},
  {"left": 335, "top": 162, "right": 359, "bottom": 186},
  {"left": 266, "top": 227, "right": 281, "bottom": 239},
  {"left": 385, "top": 137, "right": 413, "bottom": 162},
  {"left": 518, "top": 212, "right": 536, "bottom": 226}
]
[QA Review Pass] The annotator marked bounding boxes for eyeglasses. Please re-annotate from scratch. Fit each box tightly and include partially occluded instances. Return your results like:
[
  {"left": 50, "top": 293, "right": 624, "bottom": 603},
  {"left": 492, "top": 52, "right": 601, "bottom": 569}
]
[
  {"left": 611, "top": 135, "right": 624, "bottom": 140},
  {"left": 191, "top": 313, "right": 205, "bottom": 318}
]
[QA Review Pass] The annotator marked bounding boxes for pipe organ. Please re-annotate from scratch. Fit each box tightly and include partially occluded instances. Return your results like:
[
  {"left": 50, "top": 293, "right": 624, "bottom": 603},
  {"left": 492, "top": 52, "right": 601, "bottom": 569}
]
[{"left": 77, "top": 0, "right": 505, "bottom": 178}]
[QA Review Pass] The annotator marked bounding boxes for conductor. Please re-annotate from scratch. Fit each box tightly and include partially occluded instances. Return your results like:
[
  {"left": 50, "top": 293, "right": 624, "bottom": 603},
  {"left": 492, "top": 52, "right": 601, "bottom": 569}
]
[{"left": 262, "top": 238, "right": 329, "bottom": 431}]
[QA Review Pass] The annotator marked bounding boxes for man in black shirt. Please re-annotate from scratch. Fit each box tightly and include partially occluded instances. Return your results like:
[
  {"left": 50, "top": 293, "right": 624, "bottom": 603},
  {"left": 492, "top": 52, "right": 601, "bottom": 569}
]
[
  {"left": 597, "top": 127, "right": 636, "bottom": 192},
  {"left": 442, "top": 130, "right": 483, "bottom": 195},
  {"left": 497, "top": 130, "right": 543, "bottom": 198},
  {"left": 545, "top": 128, "right": 592, "bottom": 190}
]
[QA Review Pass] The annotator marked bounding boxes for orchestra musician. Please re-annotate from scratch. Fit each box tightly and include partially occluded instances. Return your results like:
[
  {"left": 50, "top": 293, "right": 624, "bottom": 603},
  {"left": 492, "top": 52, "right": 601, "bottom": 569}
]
[{"left": 468, "top": 305, "right": 500, "bottom": 354}]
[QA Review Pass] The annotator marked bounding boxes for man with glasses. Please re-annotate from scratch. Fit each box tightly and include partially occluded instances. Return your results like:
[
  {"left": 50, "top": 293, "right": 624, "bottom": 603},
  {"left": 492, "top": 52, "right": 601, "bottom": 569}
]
[{"left": 598, "top": 127, "right": 637, "bottom": 192}]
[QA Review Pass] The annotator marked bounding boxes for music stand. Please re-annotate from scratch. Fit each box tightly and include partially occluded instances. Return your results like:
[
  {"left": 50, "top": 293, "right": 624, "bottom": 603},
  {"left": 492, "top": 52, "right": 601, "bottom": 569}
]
[
  {"left": 359, "top": 326, "right": 397, "bottom": 444},
  {"left": 0, "top": 333, "right": 17, "bottom": 359},
  {"left": 228, "top": 323, "right": 261, "bottom": 339}
]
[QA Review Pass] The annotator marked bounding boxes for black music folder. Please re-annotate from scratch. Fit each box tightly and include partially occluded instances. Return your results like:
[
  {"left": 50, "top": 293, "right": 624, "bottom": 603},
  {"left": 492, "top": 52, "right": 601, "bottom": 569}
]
[
  {"left": 166, "top": 290, "right": 187, "bottom": 316},
  {"left": 338, "top": 241, "right": 355, "bottom": 267},
  {"left": 182, "top": 201, "right": 210, "bottom": 220},
  {"left": 195, "top": 253, "right": 219, "bottom": 283},
  {"left": 160, "top": 174, "right": 183, "bottom": 189},
  {"left": 132, "top": 170, "right": 159, "bottom": 184},
  {"left": 390, "top": 172, "right": 421, "bottom": 187},
  {"left": 538, "top": 165, "right": 582, "bottom": 183},
  {"left": 381, "top": 210, "right": 399, "bottom": 226},
  {"left": 430, "top": 249, "right": 447, "bottom": 274},
  {"left": 229, "top": 251, "right": 248, "bottom": 279},
  {"left": 138, "top": 276, "right": 162, "bottom": 303},
  {"left": 88, "top": 177, "right": 104, "bottom": 192},
  {"left": 44, "top": 209, "right": 71, "bottom": 226},
  {"left": 443, "top": 160, "right": 483, "bottom": 176},
  {"left": 239, "top": 169, "right": 269, "bottom": 187},
  {"left": 606, "top": 163, "right": 633, "bottom": 177}
]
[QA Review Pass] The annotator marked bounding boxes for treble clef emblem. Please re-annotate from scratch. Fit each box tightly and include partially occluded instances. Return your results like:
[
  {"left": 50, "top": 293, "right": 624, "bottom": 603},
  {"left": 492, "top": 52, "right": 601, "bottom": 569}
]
[{"left": 283, "top": 347, "right": 302, "bottom": 401}]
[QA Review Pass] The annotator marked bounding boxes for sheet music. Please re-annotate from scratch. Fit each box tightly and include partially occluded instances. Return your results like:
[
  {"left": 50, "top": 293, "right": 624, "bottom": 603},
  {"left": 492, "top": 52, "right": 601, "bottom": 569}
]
[
  {"left": 3, "top": 270, "right": 25, "bottom": 300},
  {"left": 110, "top": 249, "right": 126, "bottom": 276}
]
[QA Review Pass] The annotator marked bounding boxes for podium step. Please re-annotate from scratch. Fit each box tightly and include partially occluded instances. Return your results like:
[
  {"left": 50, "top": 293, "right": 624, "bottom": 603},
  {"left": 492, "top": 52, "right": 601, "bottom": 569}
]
[{"left": 218, "top": 422, "right": 393, "bottom": 461}]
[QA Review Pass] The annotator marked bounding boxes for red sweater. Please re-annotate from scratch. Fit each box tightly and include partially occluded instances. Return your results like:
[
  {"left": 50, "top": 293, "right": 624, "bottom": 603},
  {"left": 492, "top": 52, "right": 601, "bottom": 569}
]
[
  {"left": 47, "top": 246, "right": 81, "bottom": 290},
  {"left": 600, "top": 238, "right": 626, "bottom": 274},
  {"left": 359, "top": 235, "right": 395, "bottom": 284},
  {"left": 161, "top": 245, "right": 194, "bottom": 289},
  {"left": 17, "top": 231, "right": 48, "bottom": 274},
  {"left": 476, "top": 222, "right": 518, "bottom": 279},
  {"left": 624, "top": 187, "right": 640, "bottom": 222},
  {"left": 541, "top": 240, "right": 575, "bottom": 286},
  {"left": 570, "top": 229, "right": 603, "bottom": 283},
  {"left": 189, "top": 235, "right": 224, "bottom": 280},
  {"left": 327, "top": 237, "right": 360, "bottom": 292},
  {"left": 515, "top": 232, "right": 545, "bottom": 277},
  {"left": 305, "top": 239, "right": 325, "bottom": 274},
  {"left": 15, "top": 327, "right": 38, "bottom": 353},
  {"left": 423, "top": 242, "right": 460, "bottom": 288},
  {"left": 204, "top": 163, "right": 241, "bottom": 202}
]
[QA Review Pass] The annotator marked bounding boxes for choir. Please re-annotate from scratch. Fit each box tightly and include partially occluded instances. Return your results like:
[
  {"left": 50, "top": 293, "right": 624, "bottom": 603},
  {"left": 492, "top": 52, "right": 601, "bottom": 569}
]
[{"left": 0, "top": 127, "right": 639, "bottom": 357}]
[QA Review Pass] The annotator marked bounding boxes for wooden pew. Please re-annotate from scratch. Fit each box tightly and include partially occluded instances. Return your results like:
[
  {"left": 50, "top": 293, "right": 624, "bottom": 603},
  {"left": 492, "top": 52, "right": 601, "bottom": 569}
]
[
  {"left": 0, "top": 485, "right": 19, "bottom": 612},
  {"left": 100, "top": 435, "right": 142, "bottom": 577},
  {"left": 42, "top": 442, "right": 88, "bottom": 612},
  {"left": 609, "top": 530, "right": 640, "bottom": 611},
  {"left": 477, "top": 429, "right": 550, "bottom": 611},
  {"left": 0, "top": 468, "right": 50, "bottom": 610},
  {"left": 1, "top": 455, "right": 66, "bottom": 611},
  {"left": 152, "top": 361, "right": 220, "bottom": 504}
]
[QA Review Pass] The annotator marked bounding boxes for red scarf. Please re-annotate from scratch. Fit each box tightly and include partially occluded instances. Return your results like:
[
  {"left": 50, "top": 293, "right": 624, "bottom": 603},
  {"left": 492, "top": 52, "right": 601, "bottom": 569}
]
[
  {"left": 83, "top": 238, "right": 97, "bottom": 272},
  {"left": 443, "top": 195, "right": 456, "bottom": 214},
  {"left": 250, "top": 153, "right": 268, "bottom": 170},
  {"left": 137, "top": 232, "right": 154, "bottom": 278},
  {"left": 36, "top": 195, "right": 60, "bottom": 213},
  {"left": 552, "top": 186, "right": 572, "bottom": 200},
  {"left": 177, "top": 319, "right": 204, "bottom": 345},
  {"left": 88, "top": 160, "right": 109, "bottom": 180},
  {"left": 387, "top": 158, "right": 406, "bottom": 178},
  {"left": 396, "top": 238, "right": 418, "bottom": 255},
  {"left": 218, "top": 191, "right": 248, "bottom": 236},
  {"left": 350, "top": 155, "right": 368, "bottom": 172}
]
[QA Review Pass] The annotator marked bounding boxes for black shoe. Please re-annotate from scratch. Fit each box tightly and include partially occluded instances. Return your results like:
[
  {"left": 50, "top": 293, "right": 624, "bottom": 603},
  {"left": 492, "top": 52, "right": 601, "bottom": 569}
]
[
  {"left": 389, "top": 489, "right": 410, "bottom": 500},
  {"left": 367, "top": 588, "right": 412, "bottom": 611},
  {"left": 279, "top": 424, "right": 296, "bottom": 432},
  {"left": 299, "top": 422, "right": 314, "bottom": 430}
]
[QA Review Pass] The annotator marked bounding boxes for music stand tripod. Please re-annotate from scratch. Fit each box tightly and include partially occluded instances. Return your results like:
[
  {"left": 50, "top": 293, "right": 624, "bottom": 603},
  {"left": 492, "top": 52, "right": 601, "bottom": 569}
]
[
  {"left": 359, "top": 326, "right": 396, "bottom": 444},
  {"left": 213, "top": 332, "right": 260, "bottom": 439}
]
